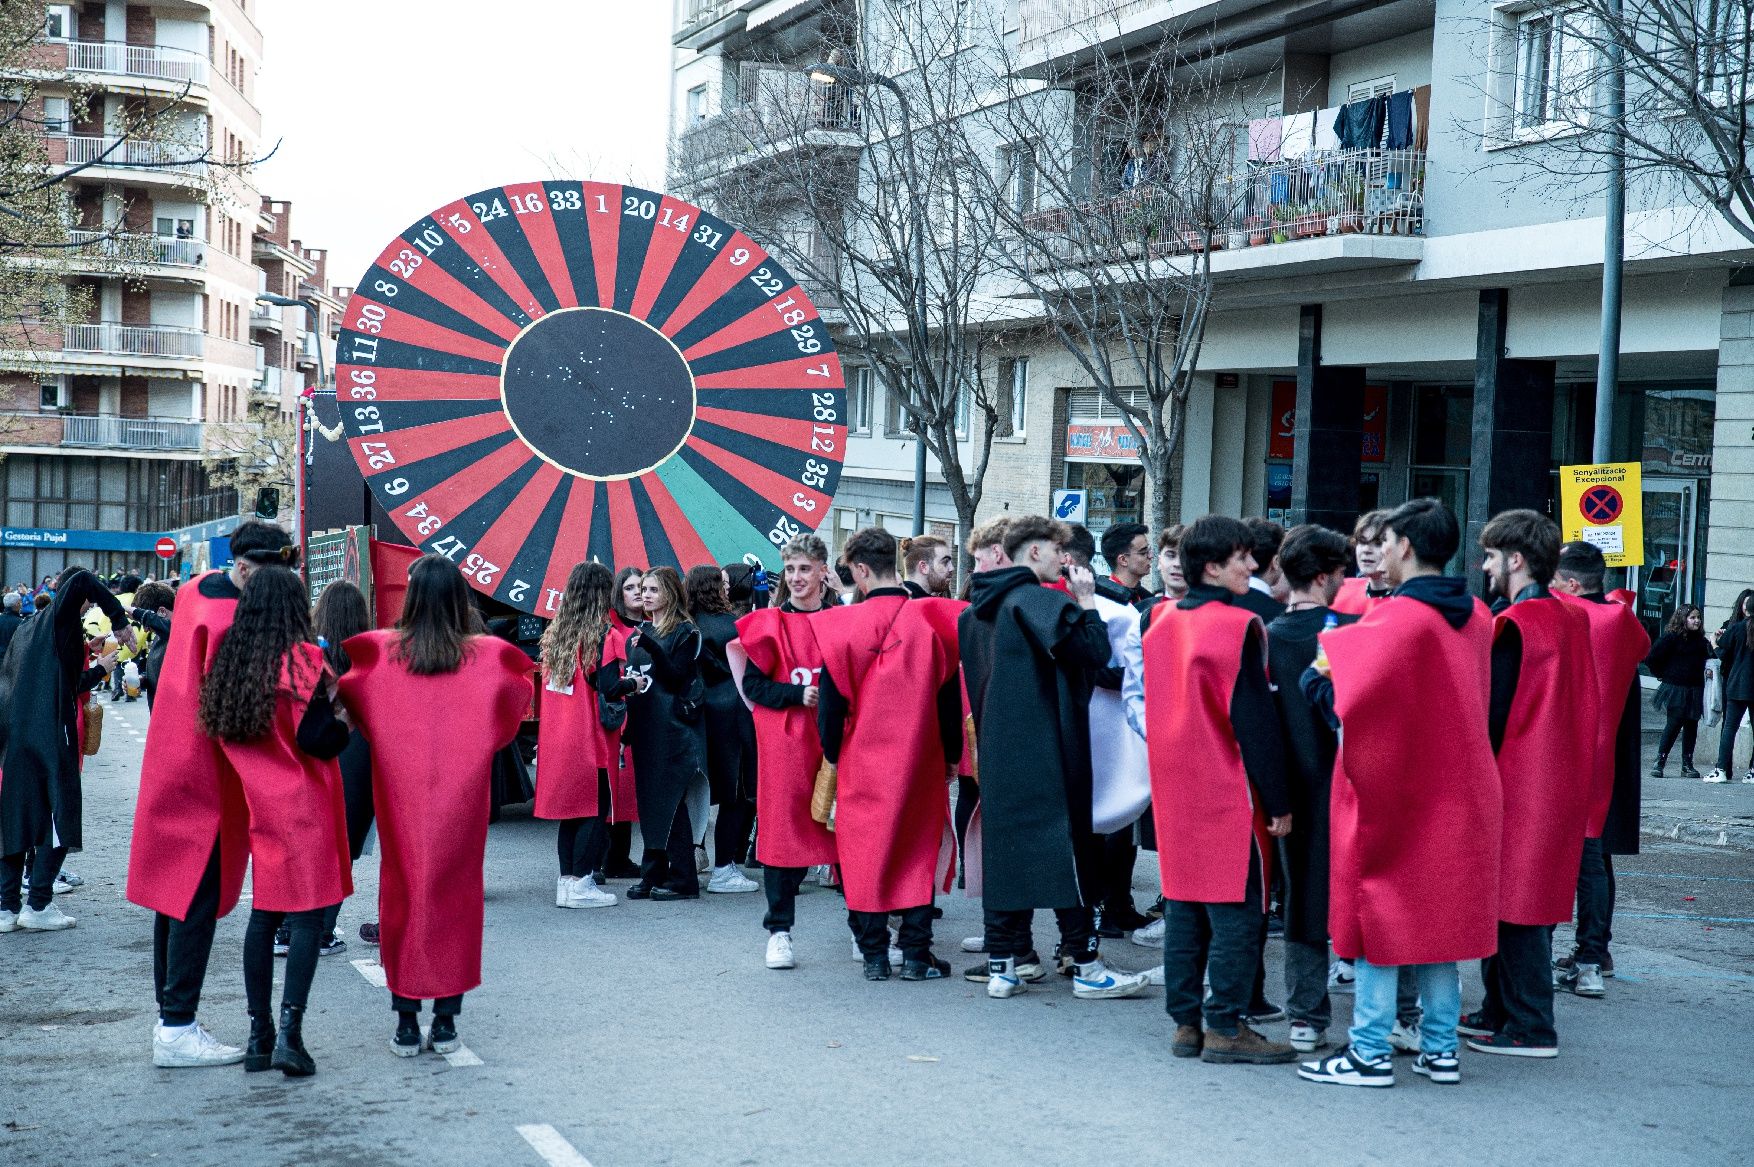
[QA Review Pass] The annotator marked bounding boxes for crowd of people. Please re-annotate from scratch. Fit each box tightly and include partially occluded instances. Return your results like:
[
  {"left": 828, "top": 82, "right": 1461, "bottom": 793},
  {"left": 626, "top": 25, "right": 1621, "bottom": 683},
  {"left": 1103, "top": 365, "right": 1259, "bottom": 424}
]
[{"left": 0, "top": 497, "right": 1749, "bottom": 1089}]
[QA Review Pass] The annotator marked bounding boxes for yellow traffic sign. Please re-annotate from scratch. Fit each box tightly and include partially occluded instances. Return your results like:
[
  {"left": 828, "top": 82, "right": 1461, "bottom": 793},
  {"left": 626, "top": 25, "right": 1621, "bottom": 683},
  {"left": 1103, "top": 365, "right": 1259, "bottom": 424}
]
[{"left": 1559, "top": 462, "right": 1644, "bottom": 568}]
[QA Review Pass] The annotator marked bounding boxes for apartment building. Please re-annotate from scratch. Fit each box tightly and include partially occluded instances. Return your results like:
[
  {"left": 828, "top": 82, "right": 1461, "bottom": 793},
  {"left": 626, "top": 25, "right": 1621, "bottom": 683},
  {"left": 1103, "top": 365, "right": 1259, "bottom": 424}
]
[{"left": 0, "top": 1, "right": 338, "bottom": 585}]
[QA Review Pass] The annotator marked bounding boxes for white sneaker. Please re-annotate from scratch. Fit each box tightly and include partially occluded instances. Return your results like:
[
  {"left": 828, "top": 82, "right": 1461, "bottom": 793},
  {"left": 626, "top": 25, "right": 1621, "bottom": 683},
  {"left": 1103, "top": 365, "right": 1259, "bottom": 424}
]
[
  {"left": 1141, "top": 964, "right": 1165, "bottom": 986},
  {"left": 1130, "top": 918, "right": 1165, "bottom": 948},
  {"left": 960, "top": 935, "right": 987, "bottom": 953},
  {"left": 564, "top": 876, "right": 618, "bottom": 908},
  {"left": 555, "top": 875, "right": 576, "bottom": 908},
  {"left": 987, "top": 958, "right": 1028, "bottom": 999},
  {"left": 0, "top": 909, "right": 16, "bottom": 933},
  {"left": 1388, "top": 1021, "right": 1421, "bottom": 1055},
  {"left": 1072, "top": 959, "right": 1149, "bottom": 1000},
  {"left": 707, "top": 864, "right": 759, "bottom": 894},
  {"left": 153, "top": 1021, "right": 244, "bottom": 1067},
  {"left": 695, "top": 847, "right": 712, "bottom": 875},
  {"left": 1704, "top": 768, "right": 1729, "bottom": 783},
  {"left": 1289, "top": 1022, "right": 1328, "bottom": 1052},
  {"left": 1743, "top": 771, "right": 1754, "bottom": 785},
  {"left": 52, "top": 872, "right": 82, "bottom": 894},
  {"left": 766, "top": 931, "right": 796, "bottom": 969},
  {"left": 18, "top": 903, "right": 75, "bottom": 930},
  {"left": 1328, "top": 960, "right": 1356, "bottom": 992}
]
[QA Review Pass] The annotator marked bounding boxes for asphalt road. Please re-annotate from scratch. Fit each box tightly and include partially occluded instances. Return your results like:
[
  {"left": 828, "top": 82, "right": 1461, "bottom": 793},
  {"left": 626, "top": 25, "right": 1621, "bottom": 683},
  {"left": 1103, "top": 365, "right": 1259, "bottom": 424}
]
[{"left": 3, "top": 700, "right": 1751, "bottom": 1167}]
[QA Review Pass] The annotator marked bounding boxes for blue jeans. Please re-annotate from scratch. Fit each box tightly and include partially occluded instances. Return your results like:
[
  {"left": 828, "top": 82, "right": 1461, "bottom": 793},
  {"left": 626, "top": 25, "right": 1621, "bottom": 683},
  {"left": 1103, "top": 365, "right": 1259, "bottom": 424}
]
[{"left": 1350, "top": 957, "right": 1461, "bottom": 1061}]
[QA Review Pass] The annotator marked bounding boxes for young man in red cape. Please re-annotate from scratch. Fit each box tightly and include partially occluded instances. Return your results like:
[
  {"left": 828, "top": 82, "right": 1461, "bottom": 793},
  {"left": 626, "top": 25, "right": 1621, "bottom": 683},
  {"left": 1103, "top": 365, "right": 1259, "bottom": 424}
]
[
  {"left": 960, "top": 516, "right": 1148, "bottom": 1002},
  {"left": 1330, "top": 508, "right": 1392, "bottom": 617},
  {"left": 1458, "top": 510, "right": 1600, "bottom": 1060},
  {"left": 814, "top": 527, "right": 962, "bottom": 982},
  {"left": 126, "top": 520, "right": 294, "bottom": 1068},
  {"left": 1297, "top": 498, "right": 1501, "bottom": 1088},
  {"left": 731, "top": 533, "right": 837, "bottom": 971},
  {"left": 1141, "top": 515, "right": 1295, "bottom": 1066},
  {"left": 1551, "top": 540, "right": 1650, "bottom": 998}
]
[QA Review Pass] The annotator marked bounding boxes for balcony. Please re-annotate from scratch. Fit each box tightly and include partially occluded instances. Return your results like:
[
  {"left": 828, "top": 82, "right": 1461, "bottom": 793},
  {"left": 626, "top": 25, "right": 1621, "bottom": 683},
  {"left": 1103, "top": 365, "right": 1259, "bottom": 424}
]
[
  {"left": 1, "top": 412, "right": 202, "bottom": 453},
  {"left": 675, "top": 0, "right": 746, "bottom": 49},
  {"left": 249, "top": 303, "right": 283, "bottom": 333},
  {"left": 64, "top": 41, "right": 210, "bottom": 89},
  {"left": 64, "top": 322, "right": 204, "bottom": 358},
  {"left": 65, "top": 229, "right": 206, "bottom": 271},
  {"left": 55, "top": 135, "right": 207, "bottom": 179},
  {"left": 254, "top": 365, "right": 285, "bottom": 396},
  {"left": 678, "top": 66, "right": 861, "bottom": 180}
]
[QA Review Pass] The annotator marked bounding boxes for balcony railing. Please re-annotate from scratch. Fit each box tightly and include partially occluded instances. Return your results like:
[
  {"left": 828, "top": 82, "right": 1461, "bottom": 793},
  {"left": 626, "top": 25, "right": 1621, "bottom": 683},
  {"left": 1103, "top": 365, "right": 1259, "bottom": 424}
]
[
  {"left": 64, "top": 322, "right": 205, "bottom": 358},
  {"left": 678, "top": 0, "right": 740, "bottom": 33},
  {"left": 66, "top": 228, "right": 206, "bottom": 269},
  {"left": 59, "top": 135, "right": 207, "bottom": 176},
  {"left": 678, "top": 66, "right": 861, "bottom": 176},
  {"left": 1, "top": 412, "right": 202, "bottom": 452},
  {"left": 1018, "top": 148, "right": 1425, "bottom": 266},
  {"left": 255, "top": 365, "right": 284, "bottom": 395},
  {"left": 1018, "top": 0, "right": 1169, "bottom": 43},
  {"left": 65, "top": 40, "right": 210, "bottom": 87}
]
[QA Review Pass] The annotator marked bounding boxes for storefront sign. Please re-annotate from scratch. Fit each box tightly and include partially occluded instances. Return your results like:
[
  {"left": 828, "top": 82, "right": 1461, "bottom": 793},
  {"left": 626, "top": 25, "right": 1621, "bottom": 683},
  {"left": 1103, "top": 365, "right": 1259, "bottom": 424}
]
[
  {"left": 1267, "top": 381, "right": 1389, "bottom": 463},
  {"left": 1052, "top": 489, "right": 1088, "bottom": 522},
  {"left": 0, "top": 528, "right": 169, "bottom": 552},
  {"left": 1559, "top": 462, "right": 1644, "bottom": 568},
  {"left": 1065, "top": 423, "right": 1142, "bottom": 461}
]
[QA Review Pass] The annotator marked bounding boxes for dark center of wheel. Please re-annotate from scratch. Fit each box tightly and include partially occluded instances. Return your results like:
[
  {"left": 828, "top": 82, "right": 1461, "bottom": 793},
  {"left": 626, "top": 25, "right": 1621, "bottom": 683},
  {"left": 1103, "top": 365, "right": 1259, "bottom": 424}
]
[{"left": 500, "top": 307, "right": 695, "bottom": 480}]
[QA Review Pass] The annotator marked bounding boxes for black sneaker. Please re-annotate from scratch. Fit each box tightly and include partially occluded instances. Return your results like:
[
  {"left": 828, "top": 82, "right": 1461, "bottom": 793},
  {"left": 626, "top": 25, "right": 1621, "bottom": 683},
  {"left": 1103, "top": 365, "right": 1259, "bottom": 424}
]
[
  {"left": 1297, "top": 1045, "right": 1395, "bottom": 1088},
  {"left": 964, "top": 949, "right": 1046, "bottom": 983},
  {"left": 1465, "top": 1032, "right": 1557, "bottom": 1058},
  {"left": 625, "top": 882, "right": 654, "bottom": 900},
  {"left": 272, "top": 925, "right": 291, "bottom": 957},
  {"left": 1411, "top": 1050, "right": 1461, "bottom": 1084},
  {"left": 428, "top": 1016, "right": 460, "bottom": 1055},
  {"left": 1456, "top": 1011, "right": 1497, "bottom": 1039},
  {"left": 1144, "top": 896, "right": 1166, "bottom": 921},
  {"left": 862, "top": 954, "right": 892, "bottom": 981},
  {"left": 649, "top": 885, "right": 699, "bottom": 901},
  {"left": 358, "top": 921, "right": 380, "bottom": 945},
  {"left": 900, "top": 954, "right": 950, "bottom": 981},
  {"left": 318, "top": 932, "right": 347, "bottom": 957},
  {"left": 391, "top": 1013, "right": 422, "bottom": 1058}
]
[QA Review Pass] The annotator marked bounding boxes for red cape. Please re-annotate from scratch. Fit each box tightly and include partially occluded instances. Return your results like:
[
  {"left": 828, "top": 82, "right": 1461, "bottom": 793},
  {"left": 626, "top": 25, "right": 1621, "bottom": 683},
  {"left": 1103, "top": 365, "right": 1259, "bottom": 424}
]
[
  {"left": 1143, "top": 601, "right": 1271, "bottom": 905},
  {"left": 1558, "top": 592, "right": 1650, "bottom": 837},
  {"left": 1326, "top": 595, "right": 1501, "bottom": 964},
  {"left": 601, "top": 618, "right": 639, "bottom": 823},
  {"left": 127, "top": 572, "right": 252, "bottom": 921},
  {"left": 339, "top": 631, "right": 533, "bottom": 1000},
  {"left": 1330, "top": 577, "right": 1384, "bottom": 616},
  {"left": 226, "top": 644, "right": 352, "bottom": 912},
  {"left": 814, "top": 595, "right": 959, "bottom": 912},
  {"left": 735, "top": 608, "right": 836, "bottom": 868},
  {"left": 1494, "top": 597, "right": 1600, "bottom": 925},
  {"left": 533, "top": 637, "right": 620, "bottom": 821}
]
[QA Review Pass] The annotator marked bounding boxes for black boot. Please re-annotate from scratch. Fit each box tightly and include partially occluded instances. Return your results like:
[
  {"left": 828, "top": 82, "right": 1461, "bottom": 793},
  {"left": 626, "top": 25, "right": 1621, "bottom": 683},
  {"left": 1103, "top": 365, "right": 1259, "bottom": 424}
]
[
  {"left": 243, "top": 1011, "right": 276, "bottom": 1072},
  {"left": 271, "top": 1004, "right": 315, "bottom": 1077}
]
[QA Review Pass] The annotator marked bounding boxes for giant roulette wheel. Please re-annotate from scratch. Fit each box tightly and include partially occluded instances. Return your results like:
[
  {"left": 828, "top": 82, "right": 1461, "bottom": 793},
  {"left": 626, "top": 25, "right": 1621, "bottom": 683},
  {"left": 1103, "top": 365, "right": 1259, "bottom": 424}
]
[{"left": 335, "top": 181, "right": 847, "bottom": 615}]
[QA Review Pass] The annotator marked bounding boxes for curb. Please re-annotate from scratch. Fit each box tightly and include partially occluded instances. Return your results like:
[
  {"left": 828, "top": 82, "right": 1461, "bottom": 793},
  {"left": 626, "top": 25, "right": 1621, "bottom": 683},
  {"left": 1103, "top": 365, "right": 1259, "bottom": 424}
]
[{"left": 1642, "top": 813, "right": 1754, "bottom": 853}]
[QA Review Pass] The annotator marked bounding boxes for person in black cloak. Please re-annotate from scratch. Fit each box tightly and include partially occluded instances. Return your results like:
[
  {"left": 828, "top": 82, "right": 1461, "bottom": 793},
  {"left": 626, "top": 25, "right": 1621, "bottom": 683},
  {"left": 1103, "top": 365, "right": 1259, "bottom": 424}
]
[
  {"left": 685, "top": 564, "right": 760, "bottom": 893},
  {"left": 958, "top": 514, "right": 1149, "bottom": 1001},
  {"left": 0, "top": 565, "right": 128, "bottom": 930}
]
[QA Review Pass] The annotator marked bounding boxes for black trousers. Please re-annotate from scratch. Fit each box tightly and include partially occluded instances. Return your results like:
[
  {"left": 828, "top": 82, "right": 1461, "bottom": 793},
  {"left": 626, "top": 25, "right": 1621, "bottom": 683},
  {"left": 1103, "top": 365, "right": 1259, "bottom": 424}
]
[
  {"left": 1162, "top": 854, "right": 1265, "bottom": 1033},
  {"left": 1658, "top": 712, "right": 1699, "bottom": 766},
  {"left": 1574, "top": 838, "right": 1616, "bottom": 964},
  {"left": 392, "top": 993, "right": 462, "bottom": 1017},
  {"left": 713, "top": 794, "right": 755, "bottom": 869},
  {"left": 762, "top": 865, "right": 807, "bottom": 933},
  {"left": 153, "top": 841, "right": 222, "bottom": 1027},
  {"left": 557, "top": 770, "right": 614, "bottom": 878},
  {"left": 1100, "top": 829, "right": 1142, "bottom": 918},
  {"left": 605, "top": 821, "right": 635, "bottom": 873},
  {"left": 638, "top": 801, "right": 699, "bottom": 894},
  {"left": 848, "top": 904, "right": 933, "bottom": 960},
  {"left": 0, "top": 844, "right": 66, "bottom": 912},
  {"left": 1717, "top": 699, "right": 1751, "bottom": 772},
  {"left": 984, "top": 905, "right": 1097, "bottom": 963},
  {"left": 243, "top": 907, "right": 326, "bottom": 1017},
  {"left": 1479, "top": 921, "right": 1557, "bottom": 1045}
]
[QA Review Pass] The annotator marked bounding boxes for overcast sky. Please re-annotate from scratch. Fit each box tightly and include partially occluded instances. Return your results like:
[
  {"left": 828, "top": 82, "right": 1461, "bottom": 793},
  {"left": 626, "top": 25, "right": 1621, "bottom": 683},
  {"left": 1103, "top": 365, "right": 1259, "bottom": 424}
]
[{"left": 254, "top": 1, "right": 673, "bottom": 291}]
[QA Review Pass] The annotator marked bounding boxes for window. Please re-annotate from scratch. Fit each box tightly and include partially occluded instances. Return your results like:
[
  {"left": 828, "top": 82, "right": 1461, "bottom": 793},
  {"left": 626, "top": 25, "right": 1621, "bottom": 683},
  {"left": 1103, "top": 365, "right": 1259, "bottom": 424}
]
[
  {"left": 1487, "top": 4, "right": 1597, "bottom": 143},
  {"left": 998, "top": 357, "right": 1028, "bottom": 437},
  {"left": 44, "top": 5, "right": 74, "bottom": 40},
  {"left": 41, "top": 97, "right": 69, "bottom": 135},
  {"left": 882, "top": 1, "right": 926, "bottom": 75},
  {"left": 954, "top": 384, "right": 970, "bottom": 439},
  {"left": 997, "top": 141, "right": 1039, "bottom": 213},
  {"left": 156, "top": 215, "right": 196, "bottom": 239},
  {"left": 1346, "top": 75, "right": 1396, "bottom": 102},
  {"left": 849, "top": 366, "right": 873, "bottom": 433},
  {"left": 1068, "top": 386, "right": 1148, "bottom": 422},
  {"left": 685, "top": 84, "right": 708, "bottom": 124},
  {"left": 39, "top": 379, "right": 65, "bottom": 410},
  {"left": 885, "top": 366, "right": 917, "bottom": 435}
]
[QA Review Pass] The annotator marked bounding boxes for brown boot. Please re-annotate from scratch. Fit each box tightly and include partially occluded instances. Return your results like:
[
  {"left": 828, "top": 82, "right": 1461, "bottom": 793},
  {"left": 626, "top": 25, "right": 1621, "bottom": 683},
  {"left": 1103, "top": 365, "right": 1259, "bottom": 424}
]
[
  {"left": 1171, "top": 1024, "right": 1203, "bottom": 1058},
  {"left": 1201, "top": 1025, "right": 1298, "bottom": 1065}
]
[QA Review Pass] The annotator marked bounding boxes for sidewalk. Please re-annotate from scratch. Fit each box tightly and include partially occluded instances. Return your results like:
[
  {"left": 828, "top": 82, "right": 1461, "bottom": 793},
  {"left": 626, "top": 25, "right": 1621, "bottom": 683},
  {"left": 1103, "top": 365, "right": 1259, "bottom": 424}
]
[{"left": 1640, "top": 707, "right": 1754, "bottom": 852}]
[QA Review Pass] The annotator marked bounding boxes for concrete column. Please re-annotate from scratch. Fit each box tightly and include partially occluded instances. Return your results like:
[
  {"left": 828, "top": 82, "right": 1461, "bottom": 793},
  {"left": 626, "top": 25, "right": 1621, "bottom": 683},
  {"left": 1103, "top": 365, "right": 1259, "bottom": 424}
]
[
  {"left": 1290, "top": 304, "right": 1366, "bottom": 531},
  {"left": 1179, "top": 371, "right": 1216, "bottom": 521},
  {"left": 1466, "top": 289, "right": 1556, "bottom": 586},
  {"left": 1242, "top": 376, "right": 1272, "bottom": 514},
  {"left": 1211, "top": 376, "right": 1249, "bottom": 517},
  {"left": 1706, "top": 275, "right": 1754, "bottom": 618}
]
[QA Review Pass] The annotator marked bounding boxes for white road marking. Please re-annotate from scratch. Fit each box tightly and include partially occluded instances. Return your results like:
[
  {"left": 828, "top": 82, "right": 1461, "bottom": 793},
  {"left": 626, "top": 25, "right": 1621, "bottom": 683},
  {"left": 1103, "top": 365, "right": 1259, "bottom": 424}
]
[
  {"left": 350, "top": 958, "right": 386, "bottom": 988},
  {"left": 516, "top": 1124, "right": 593, "bottom": 1167},
  {"left": 441, "top": 1043, "right": 483, "bottom": 1067}
]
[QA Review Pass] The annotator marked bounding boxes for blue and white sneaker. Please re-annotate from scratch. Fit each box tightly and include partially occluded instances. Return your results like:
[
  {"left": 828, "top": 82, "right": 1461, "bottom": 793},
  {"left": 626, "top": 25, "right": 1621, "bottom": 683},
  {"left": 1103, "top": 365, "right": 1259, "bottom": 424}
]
[
  {"left": 1072, "top": 959, "right": 1149, "bottom": 999},
  {"left": 1328, "top": 960, "right": 1356, "bottom": 993},
  {"left": 53, "top": 870, "right": 83, "bottom": 894},
  {"left": 1298, "top": 1046, "right": 1395, "bottom": 1088},
  {"left": 987, "top": 957, "right": 1028, "bottom": 999}
]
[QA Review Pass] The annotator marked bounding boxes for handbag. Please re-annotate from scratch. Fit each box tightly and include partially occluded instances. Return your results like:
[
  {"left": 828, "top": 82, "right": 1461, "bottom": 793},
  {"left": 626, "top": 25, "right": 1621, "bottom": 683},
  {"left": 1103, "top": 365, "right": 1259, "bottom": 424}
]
[
  {"left": 598, "top": 689, "right": 627, "bottom": 732},
  {"left": 809, "top": 759, "right": 837, "bottom": 828},
  {"left": 81, "top": 699, "right": 103, "bottom": 756}
]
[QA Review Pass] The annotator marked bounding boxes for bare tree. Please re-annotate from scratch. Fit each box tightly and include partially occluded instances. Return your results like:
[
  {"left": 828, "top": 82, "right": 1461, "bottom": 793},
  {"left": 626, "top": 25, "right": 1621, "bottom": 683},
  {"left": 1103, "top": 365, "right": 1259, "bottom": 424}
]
[
  {"left": 671, "top": 0, "right": 1015, "bottom": 542},
  {"left": 1474, "top": 0, "right": 1754, "bottom": 244},
  {"left": 973, "top": 16, "right": 1266, "bottom": 534},
  {"left": 204, "top": 399, "right": 296, "bottom": 517}
]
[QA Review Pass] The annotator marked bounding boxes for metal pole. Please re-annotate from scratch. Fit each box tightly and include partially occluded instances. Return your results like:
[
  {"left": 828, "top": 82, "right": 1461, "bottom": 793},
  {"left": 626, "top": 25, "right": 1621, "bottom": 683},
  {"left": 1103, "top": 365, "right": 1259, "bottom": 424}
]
[
  {"left": 1594, "top": 0, "right": 1624, "bottom": 464},
  {"left": 877, "top": 75, "right": 930, "bottom": 535}
]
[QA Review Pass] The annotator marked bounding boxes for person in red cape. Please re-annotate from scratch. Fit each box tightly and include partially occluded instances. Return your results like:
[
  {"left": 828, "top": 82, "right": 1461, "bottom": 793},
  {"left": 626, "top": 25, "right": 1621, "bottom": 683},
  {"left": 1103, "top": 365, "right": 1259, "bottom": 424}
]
[
  {"left": 732, "top": 533, "right": 836, "bottom": 971},
  {"left": 1457, "top": 511, "right": 1599, "bottom": 1061},
  {"left": 1553, "top": 541, "right": 1651, "bottom": 997},
  {"left": 814, "top": 527, "right": 962, "bottom": 982},
  {"left": 1141, "top": 515, "right": 1294, "bottom": 1067},
  {"left": 197, "top": 564, "right": 351, "bottom": 1077},
  {"left": 128, "top": 520, "right": 296, "bottom": 1069},
  {"left": 337, "top": 555, "right": 533, "bottom": 1058},
  {"left": 1330, "top": 508, "right": 1392, "bottom": 616},
  {"left": 534, "top": 562, "right": 622, "bottom": 911},
  {"left": 1297, "top": 498, "right": 1500, "bottom": 1089},
  {"left": 598, "top": 568, "right": 645, "bottom": 880}
]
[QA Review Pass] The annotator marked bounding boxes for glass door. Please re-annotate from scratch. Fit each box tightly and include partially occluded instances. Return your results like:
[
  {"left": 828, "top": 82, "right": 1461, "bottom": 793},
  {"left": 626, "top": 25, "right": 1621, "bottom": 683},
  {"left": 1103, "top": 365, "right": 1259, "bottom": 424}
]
[{"left": 1633, "top": 479, "right": 1695, "bottom": 643}]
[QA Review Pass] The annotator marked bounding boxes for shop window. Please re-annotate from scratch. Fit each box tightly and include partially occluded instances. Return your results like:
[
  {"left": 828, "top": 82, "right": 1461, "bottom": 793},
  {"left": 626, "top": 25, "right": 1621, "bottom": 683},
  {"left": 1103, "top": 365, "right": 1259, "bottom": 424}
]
[{"left": 1412, "top": 384, "right": 1475, "bottom": 466}]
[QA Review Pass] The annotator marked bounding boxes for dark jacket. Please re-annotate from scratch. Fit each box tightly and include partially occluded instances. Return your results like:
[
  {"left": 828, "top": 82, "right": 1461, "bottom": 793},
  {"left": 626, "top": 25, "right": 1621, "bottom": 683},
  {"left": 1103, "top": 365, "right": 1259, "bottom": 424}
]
[
  {"left": 1235, "top": 584, "right": 1285, "bottom": 624},
  {"left": 0, "top": 610, "right": 23, "bottom": 658},
  {"left": 695, "top": 609, "right": 756, "bottom": 804},
  {"left": 1719, "top": 621, "right": 1754, "bottom": 702},
  {"left": 611, "top": 622, "right": 706, "bottom": 843},
  {"left": 1646, "top": 631, "right": 1713, "bottom": 689}
]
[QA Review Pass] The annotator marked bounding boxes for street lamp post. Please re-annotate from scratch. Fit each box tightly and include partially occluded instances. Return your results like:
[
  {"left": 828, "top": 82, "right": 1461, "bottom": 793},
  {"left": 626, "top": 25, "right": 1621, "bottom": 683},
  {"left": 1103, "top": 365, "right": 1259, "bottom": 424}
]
[{"left": 808, "top": 60, "right": 930, "bottom": 535}]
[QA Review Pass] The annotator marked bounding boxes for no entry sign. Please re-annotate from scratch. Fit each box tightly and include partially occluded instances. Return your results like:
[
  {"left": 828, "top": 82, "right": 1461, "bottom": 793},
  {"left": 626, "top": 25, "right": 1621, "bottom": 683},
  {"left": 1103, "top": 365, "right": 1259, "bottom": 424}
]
[
  {"left": 1559, "top": 463, "right": 1644, "bottom": 568},
  {"left": 155, "top": 537, "right": 177, "bottom": 560}
]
